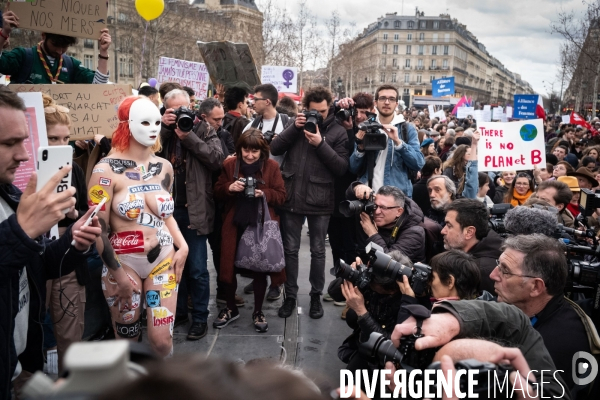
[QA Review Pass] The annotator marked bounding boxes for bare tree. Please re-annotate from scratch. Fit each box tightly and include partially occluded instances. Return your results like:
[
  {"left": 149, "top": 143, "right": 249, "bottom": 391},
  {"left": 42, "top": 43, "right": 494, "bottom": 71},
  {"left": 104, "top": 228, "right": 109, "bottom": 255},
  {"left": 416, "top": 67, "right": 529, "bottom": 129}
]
[{"left": 326, "top": 11, "right": 341, "bottom": 93}]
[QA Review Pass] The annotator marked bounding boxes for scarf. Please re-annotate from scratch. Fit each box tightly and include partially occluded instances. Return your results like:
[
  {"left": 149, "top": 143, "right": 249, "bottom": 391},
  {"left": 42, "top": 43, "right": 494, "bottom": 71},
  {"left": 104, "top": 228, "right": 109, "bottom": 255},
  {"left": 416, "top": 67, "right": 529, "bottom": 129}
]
[
  {"left": 233, "top": 159, "right": 263, "bottom": 230},
  {"left": 509, "top": 189, "right": 532, "bottom": 207}
]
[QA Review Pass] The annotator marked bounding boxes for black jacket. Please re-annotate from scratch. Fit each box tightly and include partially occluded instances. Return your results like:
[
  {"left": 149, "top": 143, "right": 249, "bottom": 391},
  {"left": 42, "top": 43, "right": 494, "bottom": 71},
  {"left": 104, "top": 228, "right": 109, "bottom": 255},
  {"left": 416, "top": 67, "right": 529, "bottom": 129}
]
[
  {"left": 332, "top": 128, "right": 358, "bottom": 218},
  {"left": 346, "top": 181, "right": 426, "bottom": 263},
  {"left": 411, "top": 176, "right": 431, "bottom": 217},
  {"left": 217, "top": 126, "right": 235, "bottom": 156},
  {"left": 0, "top": 184, "right": 87, "bottom": 400},
  {"left": 271, "top": 109, "right": 349, "bottom": 215},
  {"left": 534, "top": 295, "right": 591, "bottom": 397},
  {"left": 468, "top": 229, "right": 504, "bottom": 294}
]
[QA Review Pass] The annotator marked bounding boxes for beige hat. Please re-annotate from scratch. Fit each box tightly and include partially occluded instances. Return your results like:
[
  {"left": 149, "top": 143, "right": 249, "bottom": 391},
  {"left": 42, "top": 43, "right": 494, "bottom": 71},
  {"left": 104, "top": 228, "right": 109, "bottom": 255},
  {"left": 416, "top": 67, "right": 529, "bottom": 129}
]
[{"left": 557, "top": 176, "right": 580, "bottom": 192}]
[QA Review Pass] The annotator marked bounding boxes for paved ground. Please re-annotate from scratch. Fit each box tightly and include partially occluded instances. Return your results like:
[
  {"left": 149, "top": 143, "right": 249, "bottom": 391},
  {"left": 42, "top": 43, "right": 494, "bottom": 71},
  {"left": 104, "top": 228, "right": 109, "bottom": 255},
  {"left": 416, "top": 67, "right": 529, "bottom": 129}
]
[{"left": 171, "top": 225, "right": 349, "bottom": 388}]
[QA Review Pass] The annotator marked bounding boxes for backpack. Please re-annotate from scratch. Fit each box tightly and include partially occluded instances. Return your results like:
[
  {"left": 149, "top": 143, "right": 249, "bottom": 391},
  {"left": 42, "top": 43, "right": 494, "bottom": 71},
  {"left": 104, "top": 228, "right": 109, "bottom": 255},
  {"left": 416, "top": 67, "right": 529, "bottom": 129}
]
[{"left": 11, "top": 47, "right": 75, "bottom": 84}]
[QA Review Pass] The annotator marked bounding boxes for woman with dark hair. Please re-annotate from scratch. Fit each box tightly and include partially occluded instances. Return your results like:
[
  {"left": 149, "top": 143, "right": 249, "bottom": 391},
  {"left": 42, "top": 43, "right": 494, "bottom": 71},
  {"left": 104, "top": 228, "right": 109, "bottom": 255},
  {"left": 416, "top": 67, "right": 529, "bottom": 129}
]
[
  {"left": 578, "top": 156, "right": 597, "bottom": 171},
  {"left": 503, "top": 172, "right": 535, "bottom": 206},
  {"left": 213, "top": 129, "right": 286, "bottom": 332},
  {"left": 442, "top": 144, "right": 470, "bottom": 194},
  {"left": 476, "top": 172, "right": 493, "bottom": 208}
]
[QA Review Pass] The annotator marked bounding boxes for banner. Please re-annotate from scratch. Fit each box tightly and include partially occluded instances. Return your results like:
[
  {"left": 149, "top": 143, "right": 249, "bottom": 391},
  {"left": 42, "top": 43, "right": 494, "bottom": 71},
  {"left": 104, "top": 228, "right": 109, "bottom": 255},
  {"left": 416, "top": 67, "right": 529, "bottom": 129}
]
[
  {"left": 456, "top": 107, "right": 474, "bottom": 119},
  {"left": 157, "top": 57, "right": 209, "bottom": 100},
  {"left": 431, "top": 77, "right": 455, "bottom": 97},
  {"left": 197, "top": 41, "right": 260, "bottom": 92},
  {"left": 9, "top": 0, "right": 108, "bottom": 40},
  {"left": 261, "top": 66, "right": 297, "bottom": 93},
  {"left": 13, "top": 92, "right": 48, "bottom": 191},
  {"left": 478, "top": 119, "right": 545, "bottom": 172},
  {"left": 513, "top": 94, "right": 539, "bottom": 119},
  {"left": 10, "top": 84, "right": 132, "bottom": 140}
]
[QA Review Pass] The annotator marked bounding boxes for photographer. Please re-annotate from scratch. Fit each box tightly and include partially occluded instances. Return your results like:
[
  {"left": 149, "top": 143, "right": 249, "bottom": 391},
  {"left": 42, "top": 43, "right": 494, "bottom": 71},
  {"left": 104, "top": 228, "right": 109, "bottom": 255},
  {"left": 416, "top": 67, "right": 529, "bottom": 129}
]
[
  {"left": 347, "top": 85, "right": 425, "bottom": 197},
  {"left": 159, "top": 89, "right": 224, "bottom": 340},
  {"left": 270, "top": 86, "right": 349, "bottom": 319},
  {"left": 441, "top": 199, "right": 503, "bottom": 294},
  {"left": 345, "top": 184, "right": 425, "bottom": 263},
  {"left": 490, "top": 234, "right": 593, "bottom": 397}
]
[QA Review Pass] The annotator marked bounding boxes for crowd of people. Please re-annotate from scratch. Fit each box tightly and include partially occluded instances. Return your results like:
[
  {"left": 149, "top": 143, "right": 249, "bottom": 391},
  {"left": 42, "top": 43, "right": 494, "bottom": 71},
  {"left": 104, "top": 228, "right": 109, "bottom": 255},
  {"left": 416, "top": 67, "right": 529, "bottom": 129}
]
[{"left": 0, "top": 11, "right": 599, "bottom": 399}]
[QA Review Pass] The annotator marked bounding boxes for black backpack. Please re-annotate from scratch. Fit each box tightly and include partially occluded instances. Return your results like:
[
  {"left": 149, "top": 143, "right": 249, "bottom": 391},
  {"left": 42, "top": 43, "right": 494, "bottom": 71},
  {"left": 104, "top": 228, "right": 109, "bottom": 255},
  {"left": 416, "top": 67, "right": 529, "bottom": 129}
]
[{"left": 11, "top": 47, "right": 75, "bottom": 84}]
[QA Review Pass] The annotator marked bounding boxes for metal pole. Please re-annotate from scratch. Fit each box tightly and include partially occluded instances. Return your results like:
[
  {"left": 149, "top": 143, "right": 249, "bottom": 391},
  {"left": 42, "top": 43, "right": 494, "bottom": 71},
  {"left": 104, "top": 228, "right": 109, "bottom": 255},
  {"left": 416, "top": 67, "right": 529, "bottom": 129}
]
[
  {"left": 559, "top": 63, "right": 565, "bottom": 114},
  {"left": 593, "top": 61, "right": 600, "bottom": 118}
]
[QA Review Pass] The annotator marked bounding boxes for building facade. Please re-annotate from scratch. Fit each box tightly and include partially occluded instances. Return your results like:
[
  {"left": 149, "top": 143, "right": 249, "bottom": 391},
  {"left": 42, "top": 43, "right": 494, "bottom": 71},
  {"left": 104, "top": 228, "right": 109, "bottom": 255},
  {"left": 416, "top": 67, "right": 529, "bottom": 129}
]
[
  {"left": 7, "top": 0, "right": 264, "bottom": 89},
  {"left": 332, "top": 10, "right": 533, "bottom": 107}
]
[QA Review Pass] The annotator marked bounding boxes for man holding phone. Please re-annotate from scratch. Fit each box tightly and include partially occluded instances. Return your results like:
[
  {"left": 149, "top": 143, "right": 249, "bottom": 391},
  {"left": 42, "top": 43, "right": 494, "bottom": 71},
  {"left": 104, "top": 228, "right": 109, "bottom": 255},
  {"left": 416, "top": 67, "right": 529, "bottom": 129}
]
[{"left": 0, "top": 87, "right": 102, "bottom": 400}]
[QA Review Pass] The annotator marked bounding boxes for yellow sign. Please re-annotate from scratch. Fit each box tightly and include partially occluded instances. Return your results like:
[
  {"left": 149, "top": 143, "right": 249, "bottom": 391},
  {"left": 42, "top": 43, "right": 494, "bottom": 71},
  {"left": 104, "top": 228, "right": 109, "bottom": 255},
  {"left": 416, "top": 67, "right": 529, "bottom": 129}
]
[{"left": 149, "top": 258, "right": 171, "bottom": 279}]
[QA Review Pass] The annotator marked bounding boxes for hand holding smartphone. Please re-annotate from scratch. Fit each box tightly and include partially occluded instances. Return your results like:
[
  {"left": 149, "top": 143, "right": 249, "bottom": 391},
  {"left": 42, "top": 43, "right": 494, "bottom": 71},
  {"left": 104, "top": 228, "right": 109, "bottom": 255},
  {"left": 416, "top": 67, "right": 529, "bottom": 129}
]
[
  {"left": 71, "top": 197, "right": 106, "bottom": 246},
  {"left": 36, "top": 146, "right": 73, "bottom": 213}
]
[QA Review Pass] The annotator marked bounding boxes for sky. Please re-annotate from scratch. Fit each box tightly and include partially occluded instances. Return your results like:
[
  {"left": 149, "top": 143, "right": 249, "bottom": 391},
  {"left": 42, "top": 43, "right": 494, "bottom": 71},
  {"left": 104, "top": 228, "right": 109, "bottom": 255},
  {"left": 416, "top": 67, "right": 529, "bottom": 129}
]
[{"left": 275, "top": 0, "right": 588, "bottom": 95}]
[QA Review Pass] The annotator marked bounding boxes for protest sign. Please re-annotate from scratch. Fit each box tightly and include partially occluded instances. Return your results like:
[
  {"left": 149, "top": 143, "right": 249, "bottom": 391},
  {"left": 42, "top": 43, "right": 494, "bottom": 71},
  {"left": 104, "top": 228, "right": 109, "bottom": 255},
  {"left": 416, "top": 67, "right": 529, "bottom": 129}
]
[
  {"left": 513, "top": 94, "right": 539, "bottom": 120},
  {"left": 492, "top": 107, "right": 503, "bottom": 121},
  {"left": 428, "top": 105, "right": 435, "bottom": 115},
  {"left": 432, "top": 110, "right": 446, "bottom": 122},
  {"left": 14, "top": 92, "right": 48, "bottom": 191},
  {"left": 10, "top": 84, "right": 132, "bottom": 140},
  {"left": 478, "top": 119, "right": 545, "bottom": 172},
  {"left": 432, "top": 77, "right": 455, "bottom": 97},
  {"left": 506, "top": 106, "right": 513, "bottom": 119},
  {"left": 157, "top": 57, "right": 209, "bottom": 100},
  {"left": 483, "top": 105, "right": 491, "bottom": 122},
  {"left": 197, "top": 41, "right": 260, "bottom": 93},
  {"left": 261, "top": 66, "right": 297, "bottom": 93},
  {"left": 473, "top": 110, "right": 484, "bottom": 122},
  {"left": 562, "top": 115, "right": 571, "bottom": 124},
  {"left": 457, "top": 107, "right": 474, "bottom": 119},
  {"left": 9, "top": 0, "right": 108, "bottom": 40}
]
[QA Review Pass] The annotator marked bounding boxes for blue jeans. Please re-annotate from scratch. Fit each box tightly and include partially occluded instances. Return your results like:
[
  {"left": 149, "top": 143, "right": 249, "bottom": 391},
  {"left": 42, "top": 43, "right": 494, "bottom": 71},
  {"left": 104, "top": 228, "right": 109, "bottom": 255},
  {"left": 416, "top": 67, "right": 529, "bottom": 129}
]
[{"left": 174, "top": 206, "right": 210, "bottom": 323}]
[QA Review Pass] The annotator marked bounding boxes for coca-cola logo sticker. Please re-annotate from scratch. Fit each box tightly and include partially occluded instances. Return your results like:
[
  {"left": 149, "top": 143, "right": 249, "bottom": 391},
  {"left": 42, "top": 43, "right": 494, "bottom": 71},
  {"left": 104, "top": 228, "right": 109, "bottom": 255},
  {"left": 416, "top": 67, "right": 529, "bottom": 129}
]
[{"left": 109, "top": 231, "right": 145, "bottom": 254}]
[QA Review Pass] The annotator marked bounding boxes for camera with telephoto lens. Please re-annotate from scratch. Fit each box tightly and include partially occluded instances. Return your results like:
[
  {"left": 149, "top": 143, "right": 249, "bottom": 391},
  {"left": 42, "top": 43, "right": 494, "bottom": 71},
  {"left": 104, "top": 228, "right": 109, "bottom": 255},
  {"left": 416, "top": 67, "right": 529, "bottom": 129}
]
[
  {"left": 263, "top": 130, "right": 276, "bottom": 144},
  {"left": 334, "top": 259, "right": 372, "bottom": 291},
  {"left": 303, "top": 109, "right": 324, "bottom": 134},
  {"left": 339, "top": 193, "right": 377, "bottom": 218},
  {"left": 238, "top": 177, "right": 256, "bottom": 198},
  {"left": 488, "top": 203, "right": 512, "bottom": 238},
  {"left": 173, "top": 106, "right": 195, "bottom": 132},
  {"left": 359, "top": 332, "right": 439, "bottom": 370},
  {"left": 336, "top": 106, "right": 355, "bottom": 121},
  {"left": 357, "top": 112, "right": 388, "bottom": 151}
]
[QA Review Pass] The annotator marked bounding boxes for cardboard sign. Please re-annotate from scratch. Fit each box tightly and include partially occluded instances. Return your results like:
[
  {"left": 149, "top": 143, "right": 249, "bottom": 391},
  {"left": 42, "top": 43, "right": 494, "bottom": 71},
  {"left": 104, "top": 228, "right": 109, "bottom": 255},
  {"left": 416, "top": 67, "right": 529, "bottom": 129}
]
[
  {"left": 457, "top": 106, "right": 474, "bottom": 119},
  {"left": 9, "top": 0, "right": 108, "bottom": 40},
  {"left": 14, "top": 92, "right": 48, "bottom": 191},
  {"left": 197, "top": 41, "right": 260, "bottom": 92},
  {"left": 261, "top": 66, "right": 297, "bottom": 93},
  {"left": 10, "top": 84, "right": 132, "bottom": 140},
  {"left": 157, "top": 57, "right": 209, "bottom": 100},
  {"left": 478, "top": 119, "right": 545, "bottom": 172},
  {"left": 432, "top": 77, "right": 455, "bottom": 97}
]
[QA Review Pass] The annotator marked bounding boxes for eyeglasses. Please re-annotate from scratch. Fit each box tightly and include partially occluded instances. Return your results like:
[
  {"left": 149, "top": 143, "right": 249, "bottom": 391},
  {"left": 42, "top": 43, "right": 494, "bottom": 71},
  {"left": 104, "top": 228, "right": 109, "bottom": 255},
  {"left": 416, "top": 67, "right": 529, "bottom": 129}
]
[
  {"left": 495, "top": 260, "right": 540, "bottom": 280},
  {"left": 374, "top": 204, "right": 401, "bottom": 211},
  {"left": 377, "top": 97, "right": 398, "bottom": 103}
]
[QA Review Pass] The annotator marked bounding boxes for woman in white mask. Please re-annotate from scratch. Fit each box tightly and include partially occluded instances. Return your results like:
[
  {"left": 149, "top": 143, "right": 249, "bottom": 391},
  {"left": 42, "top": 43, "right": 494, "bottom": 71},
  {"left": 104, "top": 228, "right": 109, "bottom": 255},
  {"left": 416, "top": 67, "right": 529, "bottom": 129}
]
[{"left": 88, "top": 96, "right": 188, "bottom": 357}]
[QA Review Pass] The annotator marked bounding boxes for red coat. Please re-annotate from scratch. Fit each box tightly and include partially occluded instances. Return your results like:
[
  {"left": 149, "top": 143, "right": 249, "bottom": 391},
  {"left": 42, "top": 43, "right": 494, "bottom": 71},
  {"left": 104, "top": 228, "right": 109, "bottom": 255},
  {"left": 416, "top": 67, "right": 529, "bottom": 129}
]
[{"left": 214, "top": 157, "right": 287, "bottom": 285}]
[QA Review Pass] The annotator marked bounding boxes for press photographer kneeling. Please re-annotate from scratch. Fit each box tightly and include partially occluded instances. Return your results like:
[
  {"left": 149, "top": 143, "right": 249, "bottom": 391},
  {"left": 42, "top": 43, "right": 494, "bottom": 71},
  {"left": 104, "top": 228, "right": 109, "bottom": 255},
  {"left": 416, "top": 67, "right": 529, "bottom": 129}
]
[{"left": 343, "top": 183, "right": 426, "bottom": 263}]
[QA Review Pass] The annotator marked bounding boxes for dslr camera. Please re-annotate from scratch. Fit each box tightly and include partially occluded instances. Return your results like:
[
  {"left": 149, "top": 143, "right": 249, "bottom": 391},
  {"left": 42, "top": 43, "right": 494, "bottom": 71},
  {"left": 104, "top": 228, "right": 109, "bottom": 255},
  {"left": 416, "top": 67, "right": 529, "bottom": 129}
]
[
  {"left": 333, "top": 242, "right": 432, "bottom": 296},
  {"left": 173, "top": 106, "right": 195, "bottom": 132},
  {"left": 238, "top": 177, "right": 256, "bottom": 198},
  {"left": 303, "top": 109, "right": 324, "bottom": 134},
  {"left": 336, "top": 106, "right": 355, "bottom": 121},
  {"left": 357, "top": 112, "right": 387, "bottom": 151},
  {"left": 488, "top": 203, "right": 511, "bottom": 238},
  {"left": 339, "top": 193, "right": 377, "bottom": 218},
  {"left": 580, "top": 188, "right": 600, "bottom": 218},
  {"left": 262, "top": 130, "right": 276, "bottom": 144}
]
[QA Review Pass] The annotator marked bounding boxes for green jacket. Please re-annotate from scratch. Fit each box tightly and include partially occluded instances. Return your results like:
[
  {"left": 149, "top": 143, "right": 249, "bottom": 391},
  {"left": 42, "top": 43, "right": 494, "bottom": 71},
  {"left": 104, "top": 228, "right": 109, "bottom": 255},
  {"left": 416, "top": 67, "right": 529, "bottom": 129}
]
[
  {"left": 433, "top": 300, "right": 571, "bottom": 400},
  {"left": 0, "top": 46, "right": 95, "bottom": 84}
]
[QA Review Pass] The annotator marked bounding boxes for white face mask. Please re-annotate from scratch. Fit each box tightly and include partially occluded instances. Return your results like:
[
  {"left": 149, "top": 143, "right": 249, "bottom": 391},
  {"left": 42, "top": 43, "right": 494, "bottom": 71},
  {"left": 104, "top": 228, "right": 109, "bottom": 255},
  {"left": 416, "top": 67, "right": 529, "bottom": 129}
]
[{"left": 129, "top": 98, "right": 162, "bottom": 147}]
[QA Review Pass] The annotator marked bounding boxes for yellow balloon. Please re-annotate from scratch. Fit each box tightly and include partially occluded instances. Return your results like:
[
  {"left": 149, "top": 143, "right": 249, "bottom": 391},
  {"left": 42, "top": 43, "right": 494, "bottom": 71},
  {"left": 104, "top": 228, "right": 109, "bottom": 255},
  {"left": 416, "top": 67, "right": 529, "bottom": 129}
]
[{"left": 135, "top": 0, "right": 165, "bottom": 21}]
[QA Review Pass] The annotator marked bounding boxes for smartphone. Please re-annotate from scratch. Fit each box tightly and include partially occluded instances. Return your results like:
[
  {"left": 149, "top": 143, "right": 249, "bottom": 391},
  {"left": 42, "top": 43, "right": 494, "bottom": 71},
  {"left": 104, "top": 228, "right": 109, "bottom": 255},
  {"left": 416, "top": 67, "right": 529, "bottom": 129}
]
[{"left": 36, "top": 145, "right": 73, "bottom": 213}]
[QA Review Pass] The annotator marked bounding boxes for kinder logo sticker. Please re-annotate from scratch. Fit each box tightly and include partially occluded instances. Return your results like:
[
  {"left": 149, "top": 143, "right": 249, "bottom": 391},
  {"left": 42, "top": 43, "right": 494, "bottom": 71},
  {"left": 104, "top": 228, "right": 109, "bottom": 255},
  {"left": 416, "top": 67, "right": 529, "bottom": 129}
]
[
  {"left": 137, "top": 212, "right": 164, "bottom": 229},
  {"left": 122, "top": 310, "right": 136, "bottom": 323},
  {"left": 157, "top": 229, "right": 173, "bottom": 246},
  {"left": 109, "top": 231, "right": 144, "bottom": 254},
  {"left": 99, "top": 177, "right": 112, "bottom": 186},
  {"left": 146, "top": 290, "right": 161, "bottom": 308},
  {"left": 115, "top": 321, "right": 141, "bottom": 338},
  {"left": 129, "top": 184, "right": 161, "bottom": 194},
  {"left": 126, "top": 172, "right": 141, "bottom": 181},
  {"left": 149, "top": 258, "right": 172, "bottom": 278},
  {"left": 156, "top": 195, "right": 174, "bottom": 218},
  {"left": 152, "top": 307, "right": 174, "bottom": 327}
]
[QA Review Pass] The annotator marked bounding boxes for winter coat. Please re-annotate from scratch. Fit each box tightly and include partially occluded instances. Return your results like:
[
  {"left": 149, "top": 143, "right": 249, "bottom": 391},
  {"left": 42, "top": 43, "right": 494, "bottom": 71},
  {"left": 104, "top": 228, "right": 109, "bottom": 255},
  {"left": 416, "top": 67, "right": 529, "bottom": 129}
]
[
  {"left": 348, "top": 114, "right": 425, "bottom": 198},
  {"left": 0, "top": 184, "right": 88, "bottom": 400},
  {"left": 467, "top": 229, "right": 504, "bottom": 294},
  {"left": 412, "top": 176, "right": 431, "bottom": 217},
  {"left": 159, "top": 122, "right": 224, "bottom": 235},
  {"left": 270, "top": 109, "right": 349, "bottom": 215},
  {"left": 214, "top": 157, "right": 287, "bottom": 285}
]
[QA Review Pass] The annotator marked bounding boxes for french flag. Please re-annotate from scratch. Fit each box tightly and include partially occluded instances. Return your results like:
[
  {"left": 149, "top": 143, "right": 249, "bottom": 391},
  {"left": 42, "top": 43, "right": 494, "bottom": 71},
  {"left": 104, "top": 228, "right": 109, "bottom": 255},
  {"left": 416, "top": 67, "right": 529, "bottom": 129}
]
[{"left": 535, "top": 95, "right": 545, "bottom": 120}]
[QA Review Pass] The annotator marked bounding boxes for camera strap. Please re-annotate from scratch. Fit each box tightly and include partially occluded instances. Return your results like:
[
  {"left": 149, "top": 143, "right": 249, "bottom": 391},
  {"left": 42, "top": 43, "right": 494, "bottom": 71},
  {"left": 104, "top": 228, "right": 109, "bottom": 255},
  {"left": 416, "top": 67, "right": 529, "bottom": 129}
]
[{"left": 388, "top": 213, "right": 407, "bottom": 246}]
